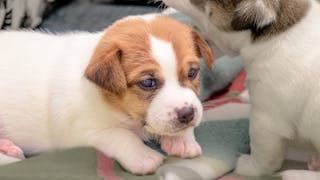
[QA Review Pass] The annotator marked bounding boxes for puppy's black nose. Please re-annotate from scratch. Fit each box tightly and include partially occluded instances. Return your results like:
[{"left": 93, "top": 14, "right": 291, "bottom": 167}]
[{"left": 176, "top": 106, "right": 195, "bottom": 124}]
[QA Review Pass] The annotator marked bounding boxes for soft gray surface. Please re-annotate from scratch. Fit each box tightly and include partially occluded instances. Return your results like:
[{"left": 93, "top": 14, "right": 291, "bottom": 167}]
[{"left": 40, "top": 0, "right": 160, "bottom": 32}]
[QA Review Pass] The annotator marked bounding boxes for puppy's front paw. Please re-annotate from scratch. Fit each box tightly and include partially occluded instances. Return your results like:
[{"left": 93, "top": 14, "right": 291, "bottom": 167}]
[
  {"left": 118, "top": 147, "right": 165, "bottom": 175},
  {"left": 0, "top": 139, "right": 25, "bottom": 159},
  {"left": 161, "top": 135, "right": 201, "bottom": 158},
  {"left": 235, "top": 154, "right": 263, "bottom": 176}
]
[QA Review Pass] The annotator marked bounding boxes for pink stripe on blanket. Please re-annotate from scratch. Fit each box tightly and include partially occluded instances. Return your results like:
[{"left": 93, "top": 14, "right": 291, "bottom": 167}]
[
  {"left": 204, "top": 98, "right": 241, "bottom": 111},
  {"left": 204, "top": 70, "right": 247, "bottom": 111},
  {"left": 97, "top": 152, "right": 123, "bottom": 180}
]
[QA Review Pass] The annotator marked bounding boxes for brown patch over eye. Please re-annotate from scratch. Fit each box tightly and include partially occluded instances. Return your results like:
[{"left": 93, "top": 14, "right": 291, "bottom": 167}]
[
  {"left": 138, "top": 77, "right": 158, "bottom": 91},
  {"left": 188, "top": 67, "right": 200, "bottom": 81},
  {"left": 126, "top": 61, "right": 164, "bottom": 102},
  {"left": 178, "top": 61, "right": 200, "bottom": 95},
  {"left": 128, "top": 84, "right": 160, "bottom": 102}
]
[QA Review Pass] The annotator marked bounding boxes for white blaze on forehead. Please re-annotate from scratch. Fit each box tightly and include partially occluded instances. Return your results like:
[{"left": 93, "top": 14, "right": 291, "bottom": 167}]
[
  {"left": 146, "top": 35, "right": 203, "bottom": 135},
  {"left": 149, "top": 35, "right": 178, "bottom": 84},
  {"left": 122, "top": 14, "right": 156, "bottom": 22},
  {"left": 139, "top": 14, "right": 157, "bottom": 21}
]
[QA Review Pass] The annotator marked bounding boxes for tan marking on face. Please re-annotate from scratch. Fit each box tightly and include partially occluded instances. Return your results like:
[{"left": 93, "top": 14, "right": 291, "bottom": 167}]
[{"left": 178, "top": 60, "right": 200, "bottom": 95}]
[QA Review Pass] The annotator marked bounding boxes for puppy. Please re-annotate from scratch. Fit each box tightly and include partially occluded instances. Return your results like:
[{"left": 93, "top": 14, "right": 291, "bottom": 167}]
[
  {"left": 162, "top": 0, "right": 320, "bottom": 178},
  {"left": 0, "top": 14, "right": 214, "bottom": 175}
]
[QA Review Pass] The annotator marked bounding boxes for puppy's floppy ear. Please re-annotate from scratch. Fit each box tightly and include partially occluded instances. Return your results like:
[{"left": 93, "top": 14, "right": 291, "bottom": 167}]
[
  {"left": 192, "top": 31, "right": 214, "bottom": 70},
  {"left": 85, "top": 43, "right": 127, "bottom": 95},
  {"left": 231, "top": 0, "right": 279, "bottom": 31}
]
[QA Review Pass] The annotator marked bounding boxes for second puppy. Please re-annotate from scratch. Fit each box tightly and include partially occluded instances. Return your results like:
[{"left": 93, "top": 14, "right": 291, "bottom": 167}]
[{"left": 162, "top": 0, "right": 320, "bottom": 178}]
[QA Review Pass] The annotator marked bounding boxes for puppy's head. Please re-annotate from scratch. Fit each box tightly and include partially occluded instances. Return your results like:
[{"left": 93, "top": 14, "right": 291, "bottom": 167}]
[
  {"left": 190, "top": 0, "right": 280, "bottom": 31},
  {"left": 164, "top": 0, "right": 310, "bottom": 40},
  {"left": 85, "top": 15, "right": 214, "bottom": 136}
]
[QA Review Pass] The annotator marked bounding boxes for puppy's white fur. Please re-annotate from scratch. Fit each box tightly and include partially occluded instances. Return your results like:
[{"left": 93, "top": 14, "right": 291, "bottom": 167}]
[{"left": 163, "top": 0, "right": 320, "bottom": 178}]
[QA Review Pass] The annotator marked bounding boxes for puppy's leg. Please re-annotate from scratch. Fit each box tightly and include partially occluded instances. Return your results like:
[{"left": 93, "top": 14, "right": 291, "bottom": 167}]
[
  {"left": 235, "top": 113, "right": 287, "bottom": 176},
  {"left": 160, "top": 128, "right": 201, "bottom": 158},
  {"left": 90, "top": 128, "right": 165, "bottom": 175}
]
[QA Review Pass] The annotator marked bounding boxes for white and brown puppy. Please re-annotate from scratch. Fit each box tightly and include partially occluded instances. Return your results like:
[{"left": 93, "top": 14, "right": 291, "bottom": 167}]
[
  {"left": 0, "top": 15, "right": 214, "bottom": 174},
  {"left": 162, "top": 0, "right": 320, "bottom": 178}
]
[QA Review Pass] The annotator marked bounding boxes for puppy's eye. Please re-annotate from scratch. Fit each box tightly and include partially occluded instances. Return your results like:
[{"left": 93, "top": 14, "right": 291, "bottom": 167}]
[
  {"left": 188, "top": 68, "right": 199, "bottom": 81},
  {"left": 138, "top": 78, "right": 157, "bottom": 91}
]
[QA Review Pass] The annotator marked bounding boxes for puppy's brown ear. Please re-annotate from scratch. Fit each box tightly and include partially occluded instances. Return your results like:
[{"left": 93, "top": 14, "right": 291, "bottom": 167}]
[
  {"left": 192, "top": 31, "right": 214, "bottom": 70},
  {"left": 231, "top": 0, "right": 279, "bottom": 31},
  {"left": 85, "top": 43, "right": 126, "bottom": 95}
]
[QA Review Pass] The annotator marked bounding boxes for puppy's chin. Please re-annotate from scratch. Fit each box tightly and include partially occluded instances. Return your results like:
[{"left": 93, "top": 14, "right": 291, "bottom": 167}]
[{"left": 143, "top": 125, "right": 188, "bottom": 136}]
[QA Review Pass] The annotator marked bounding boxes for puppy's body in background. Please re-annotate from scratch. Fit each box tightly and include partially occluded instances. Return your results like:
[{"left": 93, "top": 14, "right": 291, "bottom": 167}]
[
  {"left": 0, "top": 15, "right": 214, "bottom": 174},
  {"left": 162, "top": 0, "right": 320, "bottom": 179}
]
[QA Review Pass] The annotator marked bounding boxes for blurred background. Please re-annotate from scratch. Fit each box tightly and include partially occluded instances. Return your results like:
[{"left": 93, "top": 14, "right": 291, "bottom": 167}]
[{"left": 0, "top": 0, "right": 164, "bottom": 32}]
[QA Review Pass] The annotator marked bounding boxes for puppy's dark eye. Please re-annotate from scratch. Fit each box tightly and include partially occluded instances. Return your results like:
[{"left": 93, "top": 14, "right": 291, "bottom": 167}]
[
  {"left": 138, "top": 78, "right": 157, "bottom": 91},
  {"left": 188, "top": 68, "right": 199, "bottom": 81}
]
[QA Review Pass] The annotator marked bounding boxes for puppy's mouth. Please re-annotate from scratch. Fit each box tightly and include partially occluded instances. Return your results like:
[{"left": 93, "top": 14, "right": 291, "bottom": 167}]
[
  {"left": 143, "top": 119, "right": 198, "bottom": 136},
  {"left": 143, "top": 124, "right": 190, "bottom": 136}
]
